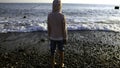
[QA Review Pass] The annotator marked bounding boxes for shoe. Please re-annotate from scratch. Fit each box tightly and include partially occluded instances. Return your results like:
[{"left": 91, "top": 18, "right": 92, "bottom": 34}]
[
  {"left": 60, "top": 63, "right": 65, "bottom": 68},
  {"left": 54, "top": 62, "right": 57, "bottom": 65},
  {"left": 54, "top": 62, "right": 59, "bottom": 68}
]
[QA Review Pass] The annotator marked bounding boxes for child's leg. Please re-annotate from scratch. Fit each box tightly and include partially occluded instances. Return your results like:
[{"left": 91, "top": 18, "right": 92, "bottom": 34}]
[
  {"left": 51, "top": 55, "right": 55, "bottom": 68},
  {"left": 59, "top": 51, "right": 64, "bottom": 68},
  {"left": 50, "top": 40, "right": 56, "bottom": 68},
  {"left": 57, "top": 40, "right": 64, "bottom": 68}
]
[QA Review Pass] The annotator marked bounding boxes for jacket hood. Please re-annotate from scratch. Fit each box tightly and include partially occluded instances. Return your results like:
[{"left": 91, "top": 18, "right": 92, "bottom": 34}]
[{"left": 52, "top": 0, "right": 62, "bottom": 13}]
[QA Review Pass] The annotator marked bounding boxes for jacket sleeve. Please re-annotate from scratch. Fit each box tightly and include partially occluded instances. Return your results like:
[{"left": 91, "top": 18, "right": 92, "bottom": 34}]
[
  {"left": 62, "top": 15, "right": 68, "bottom": 40},
  {"left": 47, "top": 15, "right": 51, "bottom": 38}
]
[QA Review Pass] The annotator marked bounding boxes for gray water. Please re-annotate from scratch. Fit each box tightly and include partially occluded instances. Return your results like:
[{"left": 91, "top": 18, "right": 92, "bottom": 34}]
[{"left": 0, "top": 3, "right": 120, "bottom": 32}]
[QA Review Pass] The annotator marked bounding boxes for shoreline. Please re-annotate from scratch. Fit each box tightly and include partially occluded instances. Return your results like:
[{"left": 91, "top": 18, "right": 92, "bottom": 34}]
[{"left": 0, "top": 30, "right": 120, "bottom": 67}]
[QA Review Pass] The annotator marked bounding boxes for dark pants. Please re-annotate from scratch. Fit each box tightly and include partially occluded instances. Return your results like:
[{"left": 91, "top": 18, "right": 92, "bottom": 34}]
[{"left": 50, "top": 40, "right": 64, "bottom": 55}]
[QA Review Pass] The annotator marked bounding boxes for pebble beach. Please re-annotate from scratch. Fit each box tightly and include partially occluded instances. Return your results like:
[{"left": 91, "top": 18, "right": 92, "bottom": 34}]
[{"left": 0, "top": 30, "right": 120, "bottom": 68}]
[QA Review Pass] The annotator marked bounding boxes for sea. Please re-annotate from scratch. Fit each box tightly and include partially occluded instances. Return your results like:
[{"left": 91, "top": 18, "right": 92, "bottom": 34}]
[{"left": 0, "top": 3, "right": 120, "bottom": 33}]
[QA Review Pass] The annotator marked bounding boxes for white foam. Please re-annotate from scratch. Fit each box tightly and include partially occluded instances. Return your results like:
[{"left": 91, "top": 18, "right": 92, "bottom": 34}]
[
  {"left": 67, "top": 23, "right": 120, "bottom": 32},
  {"left": 0, "top": 10, "right": 120, "bottom": 33},
  {"left": 0, "top": 18, "right": 120, "bottom": 33}
]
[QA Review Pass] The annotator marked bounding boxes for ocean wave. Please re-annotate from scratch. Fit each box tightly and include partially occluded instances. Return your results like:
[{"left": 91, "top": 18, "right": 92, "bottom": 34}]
[{"left": 0, "top": 19, "right": 120, "bottom": 33}]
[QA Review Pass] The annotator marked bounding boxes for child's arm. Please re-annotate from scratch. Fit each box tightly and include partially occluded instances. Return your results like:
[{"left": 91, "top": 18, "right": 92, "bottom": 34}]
[
  {"left": 47, "top": 15, "right": 51, "bottom": 39},
  {"left": 62, "top": 15, "right": 68, "bottom": 44}
]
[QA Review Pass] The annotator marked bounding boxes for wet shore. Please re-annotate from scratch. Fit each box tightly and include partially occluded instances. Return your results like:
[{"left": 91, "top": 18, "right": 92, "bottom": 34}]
[{"left": 0, "top": 31, "right": 120, "bottom": 68}]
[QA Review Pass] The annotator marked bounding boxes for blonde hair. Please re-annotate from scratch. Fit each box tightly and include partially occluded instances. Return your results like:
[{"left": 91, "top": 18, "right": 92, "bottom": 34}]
[{"left": 52, "top": 0, "right": 62, "bottom": 12}]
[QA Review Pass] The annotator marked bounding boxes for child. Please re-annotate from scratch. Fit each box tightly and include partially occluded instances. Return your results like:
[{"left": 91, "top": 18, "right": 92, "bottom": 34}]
[{"left": 47, "top": 0, "right": 67, "bottom": 68}]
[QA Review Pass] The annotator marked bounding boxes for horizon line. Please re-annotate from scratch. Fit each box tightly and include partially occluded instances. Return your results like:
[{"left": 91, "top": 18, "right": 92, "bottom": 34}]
[{"left": 0, "top": 2, "right": 119, "bottom": 5}]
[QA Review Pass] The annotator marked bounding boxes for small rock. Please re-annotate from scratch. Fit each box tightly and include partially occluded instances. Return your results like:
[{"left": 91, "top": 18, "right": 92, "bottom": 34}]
[{"left": 23, "top": 16, "right": 26, "bottom": 18}]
